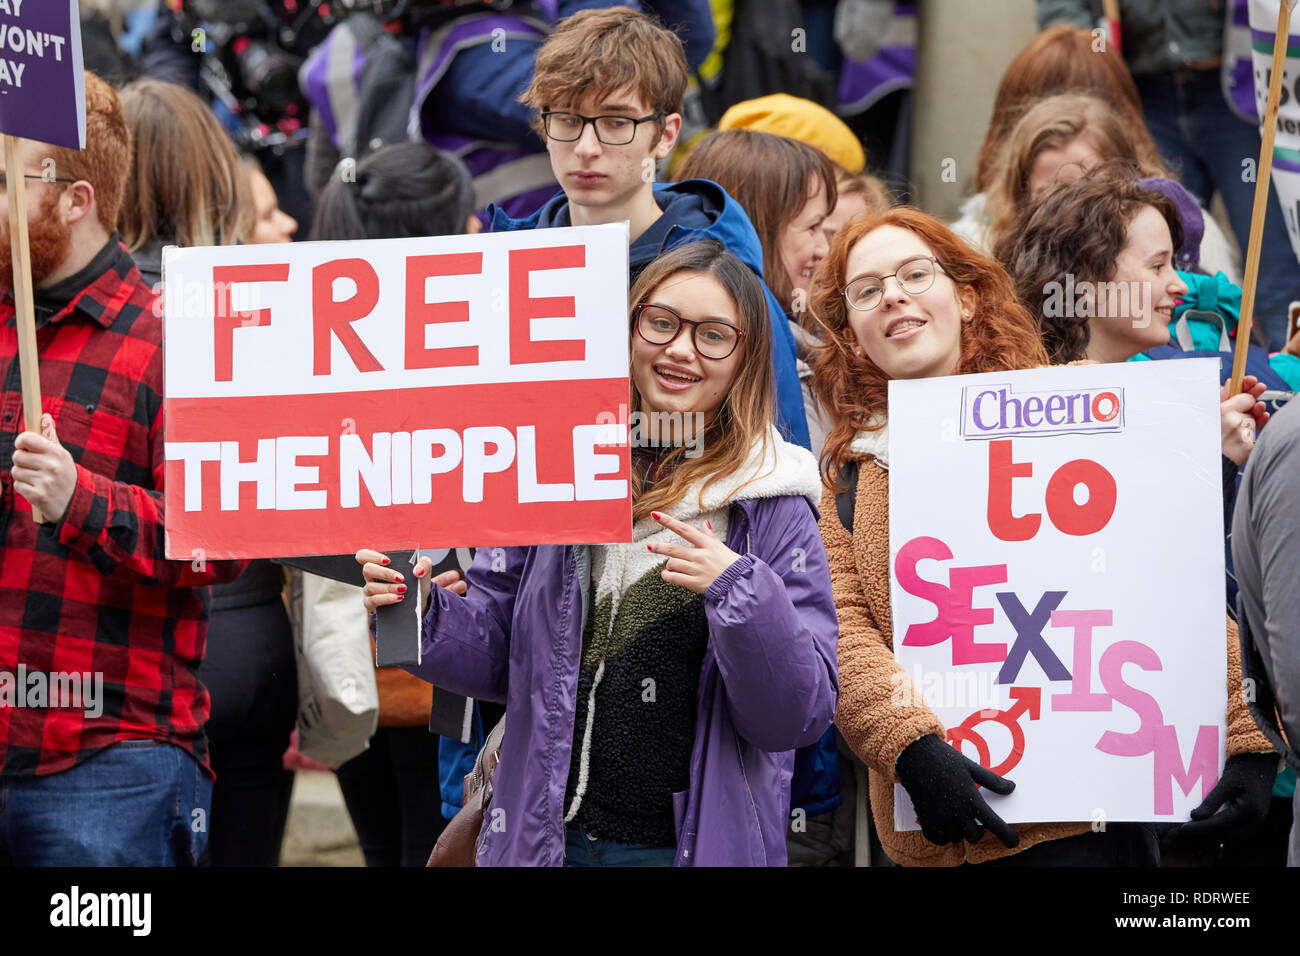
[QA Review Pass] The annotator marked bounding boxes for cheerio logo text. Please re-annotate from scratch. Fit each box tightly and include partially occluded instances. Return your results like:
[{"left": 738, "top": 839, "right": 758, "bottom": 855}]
[{"left": 961, "top": 384, "right": 1124, "bottom": 439}]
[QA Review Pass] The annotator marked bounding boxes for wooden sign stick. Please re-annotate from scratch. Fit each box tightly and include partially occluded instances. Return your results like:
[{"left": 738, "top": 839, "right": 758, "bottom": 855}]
[
  {"left": 1230, "top": 0, "right": 1299, "bottom": 396},
  {"left": 6, "top": 133, "right": 46, "bottom": 523}
]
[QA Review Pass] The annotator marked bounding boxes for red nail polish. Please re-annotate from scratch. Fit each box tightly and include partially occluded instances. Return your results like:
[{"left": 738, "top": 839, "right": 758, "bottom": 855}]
[
  {"left": 651, "top": 511, "right": 661, "bottom": 519},
  {"left": 414, "top": 566, "right": 424, "bottom": 577},
  {"left": 706, "top": 521, "right": 712, "bottom": 530},
  {"left": 396, "top": 584, "right": 407, "bottom": 593},
  {"left": 381, "top": 557, "right": 390, "bottom": 565},
  {"left": 647, "top": 544, "right": 654, "bottom": 551},
  {"left": 394, "top": 573, "right": 404, "bottom": 583}
]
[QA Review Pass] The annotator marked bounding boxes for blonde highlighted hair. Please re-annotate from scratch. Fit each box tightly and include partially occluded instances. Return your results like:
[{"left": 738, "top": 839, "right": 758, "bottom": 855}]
[
  {"left": 983, "top": 92, "right": 1166, "bottom": 251},
  {"left": 118, "top": 79, "right": 253, "bottom": 251}
]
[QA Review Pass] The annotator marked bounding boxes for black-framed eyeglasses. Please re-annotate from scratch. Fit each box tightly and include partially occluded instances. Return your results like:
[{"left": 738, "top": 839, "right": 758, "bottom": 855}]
[
  {"left": 842, "top": 255, "right": 944, "bottom": 311},
  {"left": 0, "top": 171, "right": 76, "bottom": 190},
  {"left": 633, "top": 302, "right": 746, "bottom": 360},
  {"left": 541, "top": 111, "right": 663, "bottom": 145}
]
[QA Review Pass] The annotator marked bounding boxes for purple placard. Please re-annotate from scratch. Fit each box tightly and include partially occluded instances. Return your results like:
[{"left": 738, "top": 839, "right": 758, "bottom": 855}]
[{"left": 0, "top": 0, "right": 84, "bottom": 150}]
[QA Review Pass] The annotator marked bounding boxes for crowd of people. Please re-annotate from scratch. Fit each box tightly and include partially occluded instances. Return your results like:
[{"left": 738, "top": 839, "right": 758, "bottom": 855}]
[{"left": 0, "top": 0, "right": 1298, "bottom": 869}]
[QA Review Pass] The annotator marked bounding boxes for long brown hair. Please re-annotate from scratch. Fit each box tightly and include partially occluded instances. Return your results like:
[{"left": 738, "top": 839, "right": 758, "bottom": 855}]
[
  {"left": 975, "top": 25, "right": 1147, "bottom": 193},
  {"left": 678, "top": 129, "right": 838, "bottom": 314},
  {"left": 996, "top": 169, "right": 1183, "bottom": 363},
  {"left": 984, "top": 92, "right": 1168, "bottom": 250},
  {"left": 118, "top": 79, "right": 252, "bottom": 250},
  {"left": 629, "top": 240, "right": 775, "bottom": 522},
  {"left": 806, "top": 207, "right": 1049, "bottom": 490}
]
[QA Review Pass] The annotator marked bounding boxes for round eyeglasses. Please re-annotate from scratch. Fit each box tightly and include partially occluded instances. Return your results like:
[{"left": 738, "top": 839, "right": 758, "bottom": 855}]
[
  {"left": 541, "top": 111, "right": 663, "bottom": 146},
  {"left": 842, "top": 255, "right": 943, "bottom": 311},
  {"left": 633, "top": 303, "right": 745, "bottom": 360}
]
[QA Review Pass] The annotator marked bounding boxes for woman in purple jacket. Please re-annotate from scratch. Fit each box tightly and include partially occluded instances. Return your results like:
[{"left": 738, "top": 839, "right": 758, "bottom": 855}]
[{"left": 359, "top": 240, "right": 839, "bottom": 866}]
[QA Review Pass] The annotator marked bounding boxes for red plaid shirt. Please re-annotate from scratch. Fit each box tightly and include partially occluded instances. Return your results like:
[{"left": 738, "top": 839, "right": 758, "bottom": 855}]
[{"left": 0, "top": 237, "right": 242, "bottom": 777}]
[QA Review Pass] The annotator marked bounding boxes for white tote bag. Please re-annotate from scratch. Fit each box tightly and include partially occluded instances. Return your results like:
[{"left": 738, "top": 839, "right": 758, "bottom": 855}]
[{"left": 289, "top": 571, "right": 379, "bottom": 768}]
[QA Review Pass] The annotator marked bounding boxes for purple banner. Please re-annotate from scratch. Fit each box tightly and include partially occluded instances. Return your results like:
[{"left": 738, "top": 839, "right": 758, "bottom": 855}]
[{"left": 0, "top": 0, "right": 84, "bottom": 150}]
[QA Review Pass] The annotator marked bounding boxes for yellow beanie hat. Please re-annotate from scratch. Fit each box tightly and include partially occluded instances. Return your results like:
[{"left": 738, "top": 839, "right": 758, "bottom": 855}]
[{"left": 717, "top": 93, "right": 865, "bottom": 174}]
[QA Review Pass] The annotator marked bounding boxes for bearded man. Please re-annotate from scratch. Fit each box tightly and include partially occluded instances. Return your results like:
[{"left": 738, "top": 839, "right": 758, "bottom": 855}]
[{"left": 0, "top": 71, "right": 241, "bottom": 866}]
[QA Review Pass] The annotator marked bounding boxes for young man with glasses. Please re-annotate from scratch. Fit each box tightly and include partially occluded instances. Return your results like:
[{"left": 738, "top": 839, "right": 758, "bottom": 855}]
[
  {"left": 0, "top": 72, "right": 242, "bottom": 866},
  {"left": 488, "top": 5, "right": 811, "bottom": 449}
]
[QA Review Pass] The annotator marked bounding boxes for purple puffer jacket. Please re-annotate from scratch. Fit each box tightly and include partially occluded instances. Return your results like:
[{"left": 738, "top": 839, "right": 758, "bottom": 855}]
[{"left": 409, "top": 493, "right": 839, "bottom": 866}]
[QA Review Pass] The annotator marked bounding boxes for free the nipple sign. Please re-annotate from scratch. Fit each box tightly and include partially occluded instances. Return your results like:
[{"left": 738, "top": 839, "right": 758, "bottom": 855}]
[
  {"left": 162, "top": 225, "right": 634, "bottom": 560},
  {"left": 889, "top": 367, "right": 1229, "bottom": 824}
]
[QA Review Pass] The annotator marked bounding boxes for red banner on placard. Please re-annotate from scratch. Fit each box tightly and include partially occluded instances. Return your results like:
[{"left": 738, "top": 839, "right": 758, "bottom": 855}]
[{"left": 165, "top": 378, "right": 631, "bottom": 559}]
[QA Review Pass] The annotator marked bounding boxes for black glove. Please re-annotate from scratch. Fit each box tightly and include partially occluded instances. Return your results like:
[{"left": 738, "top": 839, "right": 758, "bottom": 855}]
[
  {"left": 1175, "top": 752, "right": 1277, "bottom": 842},
  {"left": 894, "top": 733, "right": 1019, "bottom": 849}
]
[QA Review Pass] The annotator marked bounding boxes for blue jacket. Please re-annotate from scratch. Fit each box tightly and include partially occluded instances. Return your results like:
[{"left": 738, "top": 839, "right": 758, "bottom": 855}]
[
  {"left": 488, "top": 179, "right": 813, "bottom": 449},
  {"left": 429, "top": 0, "right": 715, "bottom": 144}
]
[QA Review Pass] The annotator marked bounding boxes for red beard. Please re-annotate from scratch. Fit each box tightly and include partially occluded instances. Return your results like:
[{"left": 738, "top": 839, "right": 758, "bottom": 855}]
[{"left": 0, "top": 190, "right": 73, "bottom": 293}]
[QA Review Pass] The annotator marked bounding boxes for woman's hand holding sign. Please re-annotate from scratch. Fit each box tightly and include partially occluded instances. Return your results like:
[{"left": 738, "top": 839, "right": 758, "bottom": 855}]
[
  {"left": 356, "top": 548, "right": 466, "bottom": 613},
  {"left": 1221, "top": 375, "right": 1269, "bottom": 466},
  {"left": 895, "top": 733, "right": 1020, "bottom": 849}
]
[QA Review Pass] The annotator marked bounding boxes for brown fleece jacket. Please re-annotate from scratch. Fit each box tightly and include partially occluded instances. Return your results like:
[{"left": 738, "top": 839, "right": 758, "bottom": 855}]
[{"left": 821, "top": 452, "right": 1273, "bottom": 867}]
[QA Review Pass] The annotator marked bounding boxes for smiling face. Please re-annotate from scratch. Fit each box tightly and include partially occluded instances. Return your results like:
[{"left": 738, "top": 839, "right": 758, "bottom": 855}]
[
  {"left": 632, "top": 270, "right": 744, "bottom": 422},
  {"left": 843, "top": 224, "right": 975, "bottom": 381},
  {"left": 543, "top": 85, "right": 678, "bottom": 226},
  {"left": 779, "top": 178, "right": 830, "bottom": 303},
  {"left": 1085, "top": 204, "right": 1188, "bottom": 363}
]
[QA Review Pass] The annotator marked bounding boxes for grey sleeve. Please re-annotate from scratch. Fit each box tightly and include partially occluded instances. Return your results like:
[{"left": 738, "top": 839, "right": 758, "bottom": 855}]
[
  {"left": 1233, "top": 411, "right": 1300, "bottom": 764},
  {"left": 1036, "top": 0, "right": 1095, "bottom": 29}
]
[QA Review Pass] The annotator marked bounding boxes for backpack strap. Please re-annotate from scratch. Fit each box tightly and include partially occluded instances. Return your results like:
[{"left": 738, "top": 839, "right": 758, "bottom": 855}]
[{"left": 835, "top": 459, "right": 860, "bottom": 533}]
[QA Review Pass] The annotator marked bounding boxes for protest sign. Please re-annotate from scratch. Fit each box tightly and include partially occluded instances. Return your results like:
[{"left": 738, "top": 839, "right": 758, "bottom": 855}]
[
  {"left": 888, "top": 359, "right": 1228, "bottom": 827},
  {"left": 1243, "top": 1, "right": 1300, "bottom": 263},
  {"left": 0, "top": 0, "right": 84, "bottom": 150},
  {"left": 163, "top": 223, "right": 632, "bottom": 560},
  {"left": 0, "top": 0, "right": 83, "bottom": 522}
]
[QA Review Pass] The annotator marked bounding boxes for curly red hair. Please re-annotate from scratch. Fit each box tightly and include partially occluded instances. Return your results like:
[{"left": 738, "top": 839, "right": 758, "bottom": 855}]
[{"left": 805, "top": 207, "right": 1050, "bottom": 490}]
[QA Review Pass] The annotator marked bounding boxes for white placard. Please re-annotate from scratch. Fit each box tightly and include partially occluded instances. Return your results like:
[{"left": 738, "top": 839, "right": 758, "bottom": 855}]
[{"left": 888, "top": 359, "right": 1227, "bottom": 827}]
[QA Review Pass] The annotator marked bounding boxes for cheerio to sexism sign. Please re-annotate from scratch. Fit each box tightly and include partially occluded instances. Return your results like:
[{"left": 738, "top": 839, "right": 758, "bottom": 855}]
[
  {"left": 0, "top": 0, "right": 84, "bottom": 149},
  {"left": 887, "top": 359, "right": 1229, "bottom": 827},
  {"left": 162, "top": 223, "right": 632, "bottom": 559}
]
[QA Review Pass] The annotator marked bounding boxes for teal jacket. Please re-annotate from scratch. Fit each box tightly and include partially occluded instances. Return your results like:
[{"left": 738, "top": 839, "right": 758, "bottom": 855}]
[{"left": 1129, "top": 270, "right": 1300, "bottom": 390}]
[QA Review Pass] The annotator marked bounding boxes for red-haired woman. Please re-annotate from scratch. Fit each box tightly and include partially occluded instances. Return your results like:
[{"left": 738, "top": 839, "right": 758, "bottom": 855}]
[{"left": 808, "top": 207, "right": 1273, "bottom": 865}]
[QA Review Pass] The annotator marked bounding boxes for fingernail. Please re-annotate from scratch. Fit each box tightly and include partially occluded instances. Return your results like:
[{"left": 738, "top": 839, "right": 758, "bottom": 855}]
[
  {"left": 414, "top": 566, "right": 424, "bottom": 577},
  {"left": 646, "top": 544, "right": 654, "bottom": 551},
  {"left": 381, "top": 557, "right": 390, "bottom": 565},
  {"left": 651, "top": 511, "right": 661, "bottom": 519},
  {"left": 706, "top": 521, "right": 712, "bottom": 530},
  {"left": 396, "top": 584, "right": 407, "bottom": 594},
  {"left": 394, "top": 573, "right": 404, "bottom": 582}
]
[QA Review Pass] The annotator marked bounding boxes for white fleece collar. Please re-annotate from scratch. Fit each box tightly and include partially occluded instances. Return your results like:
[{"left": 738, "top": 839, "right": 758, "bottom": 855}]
[
  {"left": 848, "top": 418, "right": 890, "bottom": 467},
  {"left": 636, "top": 424, "right": 819, "bottom": 528}
]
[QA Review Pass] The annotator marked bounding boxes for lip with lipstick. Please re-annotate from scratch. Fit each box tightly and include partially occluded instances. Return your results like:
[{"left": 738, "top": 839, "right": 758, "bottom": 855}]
[
  {"left": 884, "top": 315, "right": 927, "bottom": 341},
  {"left": 652, "top": 363, "right": 703, "bottom": 390}
]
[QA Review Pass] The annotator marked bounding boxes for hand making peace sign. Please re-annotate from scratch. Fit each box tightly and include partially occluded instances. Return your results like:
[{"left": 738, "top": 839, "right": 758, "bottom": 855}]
[{"left": 645, "top": 511, "right": 744, "bottom": 594}]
